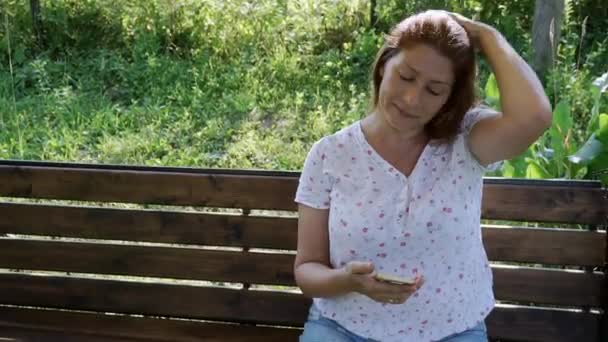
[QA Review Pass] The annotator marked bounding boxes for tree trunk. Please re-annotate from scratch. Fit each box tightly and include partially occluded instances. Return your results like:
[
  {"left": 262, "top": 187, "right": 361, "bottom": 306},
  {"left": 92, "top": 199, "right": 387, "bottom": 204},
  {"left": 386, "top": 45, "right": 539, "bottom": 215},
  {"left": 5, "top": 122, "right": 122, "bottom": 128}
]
[
  {"left": 532, "top": 0, "right": 565, "bottom": 79},
  {"left": 370, "top": 0, "right": 377, "bottom": 28},
  {"left": 30, "top": 0, "right": 44, "bottom": 50}
]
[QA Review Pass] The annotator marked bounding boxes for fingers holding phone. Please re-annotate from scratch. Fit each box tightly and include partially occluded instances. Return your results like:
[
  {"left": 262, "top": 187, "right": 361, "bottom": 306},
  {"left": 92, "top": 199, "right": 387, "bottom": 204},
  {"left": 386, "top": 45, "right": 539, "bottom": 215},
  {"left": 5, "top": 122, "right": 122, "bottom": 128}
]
[
  {"left": 372, "top": 273, "right": 425, "bottom": 304},
  {"left": 344, "top": 261, "right": 424, "bottom": 305}
]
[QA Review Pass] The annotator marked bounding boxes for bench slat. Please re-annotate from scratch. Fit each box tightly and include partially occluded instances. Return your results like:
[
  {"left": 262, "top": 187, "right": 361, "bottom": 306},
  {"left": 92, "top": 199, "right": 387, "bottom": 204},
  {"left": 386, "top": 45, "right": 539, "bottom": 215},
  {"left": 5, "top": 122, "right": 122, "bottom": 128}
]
[
  {"left": 0, "top": 165, "right": 297, "bottom": 211},
  {"left": 0, "top": 240, "right": 603, "bottom": 307},
  {"left": 487, "top": 306, "right": 601, "bottom": 342},
  {"left": 482, "top": 227, "right": 606, "bottom": 266},
  {"left": 482, "top": 183, "right": 606, "bottom": 224},
  {"left": 0, "top": 306, "right": 301, "bottom": 342},
  {"left": 0, "top": 294, "right": 601, "bottom": 342},
  {"left": 0, "top": 327, "right": 140, "bottom": 342},
  {"left": 0, "top": 273, "right": 310, "bottom": 326},
  {"left": 1, "top": 165, "right": 606, "bottom": 224},
  {"left": 492, "top": 267, "right": 604, "bottom": 307},
  {"left": 0, "top": 239, "right": 295, "bottom": 286},
  {"left": 0, "top": 202, "right": 298, "bottom": 250},
  {"left": 1, "top": 202, "right": 605, "bottom": 266}
]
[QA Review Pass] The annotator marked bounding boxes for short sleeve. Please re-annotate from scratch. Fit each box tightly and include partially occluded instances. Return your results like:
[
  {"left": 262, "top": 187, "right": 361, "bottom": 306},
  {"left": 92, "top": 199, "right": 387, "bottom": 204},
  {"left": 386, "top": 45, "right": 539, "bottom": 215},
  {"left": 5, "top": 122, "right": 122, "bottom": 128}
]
[
  {"left": 294, "top": 140, "right": 334, "bottom": 209},
  {"left": 460, "top": 105, "right": 504, "bottom": 172}
]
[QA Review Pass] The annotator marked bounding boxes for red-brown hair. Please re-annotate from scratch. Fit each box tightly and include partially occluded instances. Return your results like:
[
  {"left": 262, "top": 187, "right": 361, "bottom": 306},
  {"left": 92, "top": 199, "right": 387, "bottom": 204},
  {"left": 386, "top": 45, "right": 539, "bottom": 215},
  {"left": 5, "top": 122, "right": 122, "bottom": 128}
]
[{"left": 371, "top": 10, "right": 477, "bottom": 140}]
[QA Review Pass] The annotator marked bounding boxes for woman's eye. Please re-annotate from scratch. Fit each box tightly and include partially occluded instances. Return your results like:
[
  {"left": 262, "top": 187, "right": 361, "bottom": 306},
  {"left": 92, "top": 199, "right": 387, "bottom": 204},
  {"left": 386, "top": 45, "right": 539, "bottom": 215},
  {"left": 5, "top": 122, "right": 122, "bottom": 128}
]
[
  {"left": 427, "top": 88, "right": 441, "bottom": 96},
  {"left": 399, "top": 75, "right": 414, "bottom": 82}
]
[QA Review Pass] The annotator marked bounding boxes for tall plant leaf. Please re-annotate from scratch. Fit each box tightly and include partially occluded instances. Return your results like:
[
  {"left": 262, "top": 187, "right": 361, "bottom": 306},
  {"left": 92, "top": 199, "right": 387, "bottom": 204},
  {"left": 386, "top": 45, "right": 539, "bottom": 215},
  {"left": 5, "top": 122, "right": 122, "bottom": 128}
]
[
  {"left": 568, "top": 133, "right": 602, "bottom": 165},
  {"left": 596, "top": 113, "right": 608, "bottom": 145},
  {"left": 525, "top": 161, "right": 550, "bottom": 179},
  {"left": 548, "top": 101, "right": 573, "bottom": 176},
  {"left": 484, "top": 73, "right": 500, "bottom": 110}
]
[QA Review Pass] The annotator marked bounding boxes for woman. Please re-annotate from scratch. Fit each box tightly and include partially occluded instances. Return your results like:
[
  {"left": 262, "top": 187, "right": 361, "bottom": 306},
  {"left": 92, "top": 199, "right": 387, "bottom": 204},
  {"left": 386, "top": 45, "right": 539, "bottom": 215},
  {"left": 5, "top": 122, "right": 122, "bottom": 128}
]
[{"left": 294, "top": 10, "right": 551, "bottom": 342}]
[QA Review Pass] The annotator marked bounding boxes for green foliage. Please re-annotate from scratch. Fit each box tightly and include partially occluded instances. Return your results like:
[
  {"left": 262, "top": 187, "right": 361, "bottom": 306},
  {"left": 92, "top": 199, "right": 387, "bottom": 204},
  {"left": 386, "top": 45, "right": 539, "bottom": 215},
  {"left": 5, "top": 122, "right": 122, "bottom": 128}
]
[
  {"left": 0, "top": 0, "right": 606, "bottom": 180},
  {"left": 484, "top": 73, "right": 500, "bottom": 110},
  {"left": 568, "top": 72, "right": 608, "bottom": 184},
  {"left": 488, "top": 71, "right": 608, "bottom": 185}
]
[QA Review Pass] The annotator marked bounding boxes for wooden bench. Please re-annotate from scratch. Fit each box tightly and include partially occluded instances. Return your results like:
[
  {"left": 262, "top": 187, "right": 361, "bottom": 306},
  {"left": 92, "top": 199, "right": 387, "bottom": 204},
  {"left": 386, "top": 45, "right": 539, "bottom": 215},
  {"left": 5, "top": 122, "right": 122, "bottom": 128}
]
[{"left": 0, "top": 160, "right": 606, "bottom": 342}]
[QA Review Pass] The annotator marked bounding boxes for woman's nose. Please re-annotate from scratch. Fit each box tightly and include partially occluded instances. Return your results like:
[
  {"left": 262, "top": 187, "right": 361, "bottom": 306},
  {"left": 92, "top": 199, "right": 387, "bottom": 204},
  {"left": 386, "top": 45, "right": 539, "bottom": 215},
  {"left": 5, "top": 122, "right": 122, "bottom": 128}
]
[{"left": 403, "top": 85, "right": 421, "bottom": 108}]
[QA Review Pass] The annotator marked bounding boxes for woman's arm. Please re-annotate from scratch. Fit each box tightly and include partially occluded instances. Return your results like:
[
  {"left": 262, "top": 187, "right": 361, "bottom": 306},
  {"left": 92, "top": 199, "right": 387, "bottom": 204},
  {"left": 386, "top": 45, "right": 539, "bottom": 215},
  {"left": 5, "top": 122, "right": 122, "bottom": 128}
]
[
  {"left": 293, "top": 204, "right": 356, "bottom": 298},
  {"left": 293, "top": 204, "right": 421, "bottom": 302},
  {"left": 450, "top": 13, "right": 553, "bottom": 166}
]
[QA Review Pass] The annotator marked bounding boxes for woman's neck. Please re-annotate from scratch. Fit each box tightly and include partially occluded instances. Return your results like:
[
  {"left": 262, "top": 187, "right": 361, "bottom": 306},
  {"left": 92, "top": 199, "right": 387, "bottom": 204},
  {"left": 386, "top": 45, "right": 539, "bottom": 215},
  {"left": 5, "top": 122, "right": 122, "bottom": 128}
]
[{"left": 361, "top": 112, "right": 429, "bottom": 151}]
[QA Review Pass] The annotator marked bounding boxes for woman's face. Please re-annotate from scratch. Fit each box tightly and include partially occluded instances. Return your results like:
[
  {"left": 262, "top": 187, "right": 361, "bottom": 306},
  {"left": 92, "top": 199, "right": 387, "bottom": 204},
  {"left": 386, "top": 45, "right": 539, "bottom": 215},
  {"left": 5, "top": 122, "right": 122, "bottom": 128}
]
[{"left": 377, "top": 44, "right": 454, "bottom": 134}]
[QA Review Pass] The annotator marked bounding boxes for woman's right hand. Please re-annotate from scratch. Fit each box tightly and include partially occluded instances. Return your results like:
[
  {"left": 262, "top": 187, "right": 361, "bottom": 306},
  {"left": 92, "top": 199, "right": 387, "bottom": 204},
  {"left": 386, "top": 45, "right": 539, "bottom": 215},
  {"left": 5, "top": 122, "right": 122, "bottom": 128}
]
[{"left": 343, "top": 261, "right": 424, "bottom": 305}]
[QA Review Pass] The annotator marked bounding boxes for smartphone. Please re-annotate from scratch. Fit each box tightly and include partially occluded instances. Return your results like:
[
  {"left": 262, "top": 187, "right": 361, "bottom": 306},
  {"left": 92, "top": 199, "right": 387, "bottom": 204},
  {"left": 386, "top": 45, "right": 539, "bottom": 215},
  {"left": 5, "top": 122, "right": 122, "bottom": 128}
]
[{"left": 374, "top": 273, "right": 416, "bottom": 285}]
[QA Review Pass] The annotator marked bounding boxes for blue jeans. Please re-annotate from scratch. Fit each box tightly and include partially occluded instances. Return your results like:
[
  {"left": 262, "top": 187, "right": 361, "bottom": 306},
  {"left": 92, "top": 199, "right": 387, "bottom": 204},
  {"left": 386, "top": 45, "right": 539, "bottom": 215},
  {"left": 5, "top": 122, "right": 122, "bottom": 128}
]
[{"left": 299, "top": 305, "right": 488, "bottom": 342}]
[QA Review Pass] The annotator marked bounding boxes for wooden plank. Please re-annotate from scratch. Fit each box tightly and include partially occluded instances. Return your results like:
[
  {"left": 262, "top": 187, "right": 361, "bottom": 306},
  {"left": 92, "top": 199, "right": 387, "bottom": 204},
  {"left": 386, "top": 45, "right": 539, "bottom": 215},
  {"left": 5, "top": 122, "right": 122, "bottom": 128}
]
[
  {"left": 487, "top": 305, "right": 601, "bottom": 342},
  {"left": 0, "top": 234, "right": 604, "bottom": 307},
  {"left": 0, "top": 165, "right": 298, "bottom": 211},
  {"left": 2, "top": 203, "right": 604, "bottom": 266},
  {"left": 0, "top": 239, "right": 296, "bottom": 286},
  {"left": 482, "top": 183, "right": 606, "bottom": 224},
  {"left": 492, "top": 267, "right": 604, "bottom": 307},
  {"left": 0, "top": 273, "right": 310, "bottom": 326},
  {"left": 0, "top": 327, "right": 140, "bottom": 342},
  {"left": 0, "top": 306, "right": 301, "bottom": 342},
  {"left": 0, "top": 292, "right": 602, "bottom": 342},
  {"left": 1, "top": 164, "right": 606, "bottom": 224},
  {"left": 0, "top": 159, "right": 301, "bottom": 177},
  {"left": 483, "top": 227, "right": 606, "bottom": 266},
  {"left": 0, "top": 202, "right": 298, "bottom": 250}
]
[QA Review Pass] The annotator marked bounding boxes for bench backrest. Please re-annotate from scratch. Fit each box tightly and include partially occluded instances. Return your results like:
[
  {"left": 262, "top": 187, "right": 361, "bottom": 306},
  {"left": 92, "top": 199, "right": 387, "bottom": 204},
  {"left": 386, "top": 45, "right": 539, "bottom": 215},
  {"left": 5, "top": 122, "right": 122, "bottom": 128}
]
[{"left": 0, "top": 160, "right": 606, "bottom": 342}]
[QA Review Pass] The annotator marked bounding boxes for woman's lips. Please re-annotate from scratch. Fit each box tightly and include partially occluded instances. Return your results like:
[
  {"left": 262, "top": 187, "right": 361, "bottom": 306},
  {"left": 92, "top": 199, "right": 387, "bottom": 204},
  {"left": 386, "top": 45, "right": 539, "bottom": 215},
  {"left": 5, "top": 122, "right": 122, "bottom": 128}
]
[{"left": 394, "top": 103, "right": 417, "bottom": 118}]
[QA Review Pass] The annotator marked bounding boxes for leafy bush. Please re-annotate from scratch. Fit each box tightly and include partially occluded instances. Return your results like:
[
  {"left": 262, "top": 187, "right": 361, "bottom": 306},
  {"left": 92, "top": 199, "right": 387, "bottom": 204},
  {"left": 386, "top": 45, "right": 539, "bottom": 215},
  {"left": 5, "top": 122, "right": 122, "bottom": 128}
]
[{"left": 0, "top": 0, "right": 606, "bottom": 180}]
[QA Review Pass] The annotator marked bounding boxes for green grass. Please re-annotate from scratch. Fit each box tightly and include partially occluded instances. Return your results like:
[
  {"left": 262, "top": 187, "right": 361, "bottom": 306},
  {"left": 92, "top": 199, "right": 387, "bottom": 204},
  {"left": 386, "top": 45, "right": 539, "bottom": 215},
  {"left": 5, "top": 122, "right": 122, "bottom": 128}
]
[{"left": 0, "top": 0, "right": 606, "bottom": 173}]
